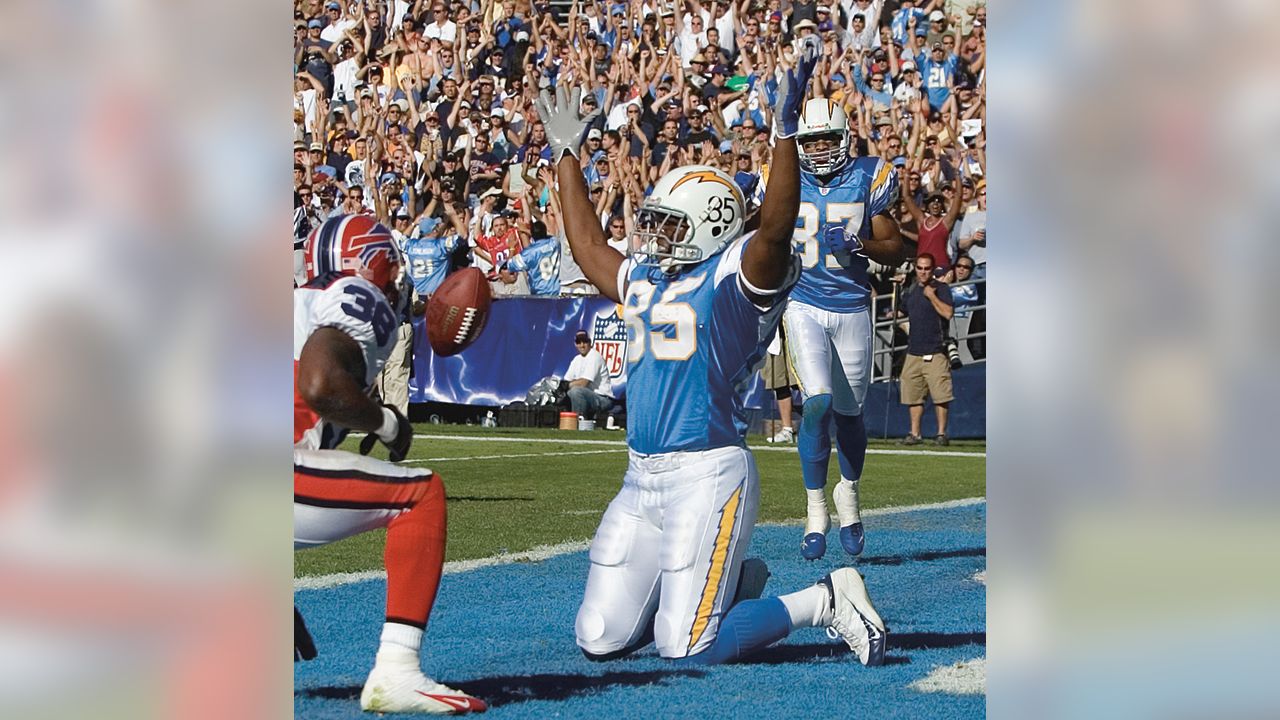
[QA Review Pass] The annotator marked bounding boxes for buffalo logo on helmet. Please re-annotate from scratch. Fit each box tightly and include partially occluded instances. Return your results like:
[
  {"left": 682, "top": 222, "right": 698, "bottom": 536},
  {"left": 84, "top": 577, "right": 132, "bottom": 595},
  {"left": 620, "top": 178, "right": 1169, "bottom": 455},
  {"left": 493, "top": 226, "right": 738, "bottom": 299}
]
[{"left": 304, "top": 214, "right": 402, "bottom": 292}]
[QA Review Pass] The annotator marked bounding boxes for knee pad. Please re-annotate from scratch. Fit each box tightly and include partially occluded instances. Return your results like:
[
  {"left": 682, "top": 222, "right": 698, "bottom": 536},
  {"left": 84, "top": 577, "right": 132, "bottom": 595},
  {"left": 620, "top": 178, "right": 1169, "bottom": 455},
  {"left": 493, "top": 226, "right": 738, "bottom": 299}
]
[{"left": 798, "top": 392, "right": 829, "bottom": 430}]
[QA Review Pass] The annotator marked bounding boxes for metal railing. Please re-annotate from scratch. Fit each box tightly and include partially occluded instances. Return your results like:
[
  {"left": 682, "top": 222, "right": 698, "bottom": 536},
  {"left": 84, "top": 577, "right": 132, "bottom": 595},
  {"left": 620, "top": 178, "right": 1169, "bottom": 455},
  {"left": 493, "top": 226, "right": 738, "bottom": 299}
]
[{"left": 870, "top": 277, "right": 986, "bottom": 384}]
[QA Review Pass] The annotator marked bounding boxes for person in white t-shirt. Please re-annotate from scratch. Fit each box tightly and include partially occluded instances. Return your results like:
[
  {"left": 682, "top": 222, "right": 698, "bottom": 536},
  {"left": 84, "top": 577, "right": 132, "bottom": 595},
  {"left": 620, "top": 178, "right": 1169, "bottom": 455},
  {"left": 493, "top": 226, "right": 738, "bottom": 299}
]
[
  {"left": 423, "top": 4, "right": 458, "bottom": 44},
  {"left": 565, "top": 330, "right": 614, "bottom": 420}
]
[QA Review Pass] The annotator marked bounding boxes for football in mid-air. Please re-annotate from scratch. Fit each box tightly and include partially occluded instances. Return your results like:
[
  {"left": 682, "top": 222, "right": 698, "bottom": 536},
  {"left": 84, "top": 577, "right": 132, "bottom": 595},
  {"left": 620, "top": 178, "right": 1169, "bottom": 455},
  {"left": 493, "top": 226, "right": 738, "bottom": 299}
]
[{"left": 425, "top": 267, "right": 491, "bottom": 356}]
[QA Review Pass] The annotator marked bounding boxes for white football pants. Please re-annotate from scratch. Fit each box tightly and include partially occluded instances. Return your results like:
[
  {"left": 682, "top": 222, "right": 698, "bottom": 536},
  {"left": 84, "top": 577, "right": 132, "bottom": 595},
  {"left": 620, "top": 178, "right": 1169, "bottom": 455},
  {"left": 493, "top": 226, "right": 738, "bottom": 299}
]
[
  {"left": 575, "top": 445, "right": 761, "bottom": 659},
  {"left": 782, "top": 301, "right": 873, "bottom": 415}
]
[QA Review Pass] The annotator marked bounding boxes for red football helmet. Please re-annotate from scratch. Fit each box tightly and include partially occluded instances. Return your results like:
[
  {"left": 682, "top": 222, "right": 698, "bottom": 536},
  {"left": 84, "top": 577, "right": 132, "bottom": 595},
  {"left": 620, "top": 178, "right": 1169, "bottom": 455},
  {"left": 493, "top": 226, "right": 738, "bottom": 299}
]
[{"left": 303, "top": 213, "right": 403, "bottom": 294}]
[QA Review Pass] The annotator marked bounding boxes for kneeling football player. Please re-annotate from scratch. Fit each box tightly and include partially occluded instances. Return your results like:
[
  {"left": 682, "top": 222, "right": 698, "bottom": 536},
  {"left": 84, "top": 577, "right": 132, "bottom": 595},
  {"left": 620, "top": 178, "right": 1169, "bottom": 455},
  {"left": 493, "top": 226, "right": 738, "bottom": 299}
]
[
  {"left": 294, "top": 214, "right": 486, "bottom": 714},
  {"left": 536, "top": 40, "right": 889, "bottom": 668}
]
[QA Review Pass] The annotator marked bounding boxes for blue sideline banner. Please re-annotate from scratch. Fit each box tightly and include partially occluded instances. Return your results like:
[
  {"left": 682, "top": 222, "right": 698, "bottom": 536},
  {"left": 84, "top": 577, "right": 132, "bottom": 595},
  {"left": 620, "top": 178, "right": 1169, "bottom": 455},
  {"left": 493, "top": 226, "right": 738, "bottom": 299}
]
[{"left": 410, "top": 296, "right": 630, "bottom": 406}]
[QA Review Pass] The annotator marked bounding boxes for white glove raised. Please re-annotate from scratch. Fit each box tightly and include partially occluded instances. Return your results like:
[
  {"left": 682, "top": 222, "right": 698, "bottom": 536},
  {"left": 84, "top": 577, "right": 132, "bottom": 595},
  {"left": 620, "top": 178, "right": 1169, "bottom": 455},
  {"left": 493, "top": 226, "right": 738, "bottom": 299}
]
[{"left": 534, "top": 83, "right": 602, "bottom": 162}]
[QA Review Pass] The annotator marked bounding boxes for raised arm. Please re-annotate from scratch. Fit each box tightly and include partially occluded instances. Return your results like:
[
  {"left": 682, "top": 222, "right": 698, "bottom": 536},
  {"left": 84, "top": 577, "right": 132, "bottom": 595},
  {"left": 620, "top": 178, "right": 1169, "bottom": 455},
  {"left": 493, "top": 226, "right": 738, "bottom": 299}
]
[
  {"left": 739, "top": 36, "right": 821, "bottom": 296},
  {"left": 535, "top": 83, "right": 623, "bottom": 301}
]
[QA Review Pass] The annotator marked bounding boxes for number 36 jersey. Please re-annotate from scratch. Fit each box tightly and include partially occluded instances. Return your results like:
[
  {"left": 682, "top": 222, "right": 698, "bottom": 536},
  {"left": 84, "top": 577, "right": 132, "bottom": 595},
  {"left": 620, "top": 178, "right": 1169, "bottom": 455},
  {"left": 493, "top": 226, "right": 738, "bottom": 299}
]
[
  {"left": 616, "top": 232, "right": 800, "bottom": 455},
  {"left": 756, "top": 156, "right": 898, "bottom": 313},
  {"left": 294, "top": 273, "right": 398, "bottom": 450}
]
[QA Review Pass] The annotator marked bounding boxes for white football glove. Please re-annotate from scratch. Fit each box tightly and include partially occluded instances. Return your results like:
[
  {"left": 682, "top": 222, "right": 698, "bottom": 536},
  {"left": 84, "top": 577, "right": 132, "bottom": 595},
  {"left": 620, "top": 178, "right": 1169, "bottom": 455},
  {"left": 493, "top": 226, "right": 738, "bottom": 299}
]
[{"left": 534, "top": 83, "right": 601, "bottom": 162}]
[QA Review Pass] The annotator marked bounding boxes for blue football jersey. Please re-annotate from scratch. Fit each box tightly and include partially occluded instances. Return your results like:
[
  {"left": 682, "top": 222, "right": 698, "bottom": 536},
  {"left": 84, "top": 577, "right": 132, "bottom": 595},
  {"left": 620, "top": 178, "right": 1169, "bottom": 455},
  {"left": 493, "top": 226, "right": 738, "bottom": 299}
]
[
  {"left": 787, "top": 156, "right": 899, "bottom": 313},
  {"left": 505, "top": 236, "right": 561, "bottom": 296},
  {"left": 404, "top": 234, "right": 460, "bottom": 296},
  {"left": 618, "top": 232, "right": 799, "bottom": 455}
]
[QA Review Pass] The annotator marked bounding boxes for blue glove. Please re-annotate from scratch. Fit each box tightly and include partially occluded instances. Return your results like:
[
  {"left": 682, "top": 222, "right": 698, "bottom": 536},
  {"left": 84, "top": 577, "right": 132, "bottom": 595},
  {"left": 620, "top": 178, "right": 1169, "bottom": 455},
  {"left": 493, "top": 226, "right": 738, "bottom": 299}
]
[
  {"left": 772, "top": 35, "right": 822, "bottom": 138},
  {"left": 822, "top": 223, "right": 865, "bottom": 257}
]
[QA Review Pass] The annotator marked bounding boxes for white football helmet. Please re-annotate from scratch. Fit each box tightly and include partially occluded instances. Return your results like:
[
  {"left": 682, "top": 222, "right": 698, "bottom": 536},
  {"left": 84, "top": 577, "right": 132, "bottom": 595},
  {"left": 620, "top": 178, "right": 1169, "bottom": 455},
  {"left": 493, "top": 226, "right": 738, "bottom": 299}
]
[
  {"left": 797, "top": 98, "right": 852, "bottom": 176},
  {"left": 634, "top": 164, "right": 745, "bottom": 273}
]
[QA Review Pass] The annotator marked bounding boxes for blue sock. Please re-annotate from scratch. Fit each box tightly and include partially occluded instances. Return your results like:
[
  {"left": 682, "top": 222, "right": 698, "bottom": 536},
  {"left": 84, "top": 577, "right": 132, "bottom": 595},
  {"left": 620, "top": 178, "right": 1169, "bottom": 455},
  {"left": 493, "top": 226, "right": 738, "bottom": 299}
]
[
  {"left": 833, "top": 412, "right": 868, "bottom": 482},
  {"left": 681, "top": 598, "right": 792, "bottom": 665},
  {"left": 798, "top": 394, "right": 833, "bottom": 490}
]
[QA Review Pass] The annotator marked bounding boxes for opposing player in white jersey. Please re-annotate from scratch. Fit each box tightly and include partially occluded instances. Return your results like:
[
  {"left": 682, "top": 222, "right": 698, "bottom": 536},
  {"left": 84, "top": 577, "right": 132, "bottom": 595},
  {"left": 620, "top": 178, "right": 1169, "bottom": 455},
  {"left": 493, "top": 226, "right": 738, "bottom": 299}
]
[
  {"left": 294, "top": 214, "right": 486, "bottom": 714},
  {"left": 778, "top": 98, "right": 904, "bottom": 560},
  {"left": 535, "top": 39, "right": 888, "bottom": 668}
]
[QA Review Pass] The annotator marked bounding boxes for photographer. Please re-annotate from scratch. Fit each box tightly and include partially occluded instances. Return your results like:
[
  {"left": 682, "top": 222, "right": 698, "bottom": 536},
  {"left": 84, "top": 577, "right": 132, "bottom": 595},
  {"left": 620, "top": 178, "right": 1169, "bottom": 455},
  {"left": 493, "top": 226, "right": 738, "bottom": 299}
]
[{"left": 897, "top": 253, "right": 955, "bottom": 446}]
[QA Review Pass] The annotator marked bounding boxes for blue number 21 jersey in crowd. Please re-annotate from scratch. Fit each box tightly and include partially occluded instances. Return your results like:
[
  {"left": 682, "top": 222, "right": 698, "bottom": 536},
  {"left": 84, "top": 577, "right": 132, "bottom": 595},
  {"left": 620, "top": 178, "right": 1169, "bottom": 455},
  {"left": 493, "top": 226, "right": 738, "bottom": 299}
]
[
  {"left": 617, "top": 232, "right": 800, "bottom": 455},
  {"left": 759, "top": 156, "right": 898, "bottom": 313},
  {"left": 403, "top": 234, "right": 461, "bottom": 296}
]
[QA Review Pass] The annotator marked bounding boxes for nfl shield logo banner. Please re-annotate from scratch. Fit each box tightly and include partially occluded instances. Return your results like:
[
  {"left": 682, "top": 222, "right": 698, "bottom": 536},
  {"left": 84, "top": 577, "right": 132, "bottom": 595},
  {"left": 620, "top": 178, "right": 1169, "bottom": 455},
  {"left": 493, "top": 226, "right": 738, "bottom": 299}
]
[{"left": 592, "top": 307, "right": 627, "bottom": 384}]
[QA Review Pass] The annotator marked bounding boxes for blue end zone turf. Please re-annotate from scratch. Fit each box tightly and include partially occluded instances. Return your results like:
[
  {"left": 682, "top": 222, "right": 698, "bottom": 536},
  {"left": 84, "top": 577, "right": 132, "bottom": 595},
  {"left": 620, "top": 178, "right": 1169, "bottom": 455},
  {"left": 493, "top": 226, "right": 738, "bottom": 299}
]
[{"left": 296, "top": 503, "right": 986, "bottom": 719}]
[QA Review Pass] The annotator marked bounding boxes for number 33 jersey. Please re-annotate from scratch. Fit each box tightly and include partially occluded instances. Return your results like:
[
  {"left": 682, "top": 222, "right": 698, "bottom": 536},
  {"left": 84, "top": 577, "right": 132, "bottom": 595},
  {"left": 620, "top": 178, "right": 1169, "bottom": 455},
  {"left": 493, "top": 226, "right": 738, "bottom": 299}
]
[
  {"left": 293, "top": 273, "right": 398, "bottom": 449},
  {"left": 616, "top": 232, "right": 800, "bottom": 455}
]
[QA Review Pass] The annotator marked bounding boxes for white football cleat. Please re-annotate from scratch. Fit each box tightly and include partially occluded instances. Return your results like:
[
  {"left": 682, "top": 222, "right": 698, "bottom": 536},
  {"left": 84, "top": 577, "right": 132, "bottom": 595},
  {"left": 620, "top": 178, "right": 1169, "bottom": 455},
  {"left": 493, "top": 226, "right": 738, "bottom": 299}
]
[
  {"left": 833, "top": 480, "right": 864, "bottom": 556},
  {"left": 822, "top": 568, "right": 887, "bottom": 666},
  {"left": 360, "top": 648, "right": 487, "bottom": 714}
]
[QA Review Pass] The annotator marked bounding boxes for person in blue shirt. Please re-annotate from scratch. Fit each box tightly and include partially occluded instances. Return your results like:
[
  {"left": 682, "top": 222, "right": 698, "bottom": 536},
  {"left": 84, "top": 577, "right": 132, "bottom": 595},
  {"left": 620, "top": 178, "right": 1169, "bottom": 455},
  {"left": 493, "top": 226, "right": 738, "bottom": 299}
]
[
  {"left": 915, "top": 39, "right": 959, "bottom": 111},
  {"left": 535, "top": 38, "right": 888, "bottom": 670},
  {"left": 852, "top": 62, "right": 893, "bottom": 111},
  {"left": 764, "top": 97, "right": 904, "bottom": 561},
  {"left": 402, "top": 217, "right": 461, "bottom": 297},
  {"left": 502, "top": 222, "right": 562, "bottom": 296},
  {"left": 890, "top": 0, "right": 927, "bottom": 45}
]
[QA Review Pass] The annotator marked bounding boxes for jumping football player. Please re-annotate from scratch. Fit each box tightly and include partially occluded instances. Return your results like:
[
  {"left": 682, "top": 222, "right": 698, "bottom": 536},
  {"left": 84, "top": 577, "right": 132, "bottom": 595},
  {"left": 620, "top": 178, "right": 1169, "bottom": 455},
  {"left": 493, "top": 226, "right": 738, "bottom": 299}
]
[
  {"left": 294, "top": 214, "right": 486, "bottom": 714},
  {"left": 535, "top": 38, "right": 888, "bottom": 668},
  {"left": 774, "top": 98, "right": 904, "bottom": 560}
]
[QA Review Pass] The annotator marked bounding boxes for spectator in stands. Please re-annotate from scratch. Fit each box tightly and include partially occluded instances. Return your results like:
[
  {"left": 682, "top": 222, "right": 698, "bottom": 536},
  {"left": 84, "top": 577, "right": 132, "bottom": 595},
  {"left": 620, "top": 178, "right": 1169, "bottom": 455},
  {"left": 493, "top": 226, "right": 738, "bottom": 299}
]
[
  {"left": 955, "top": 178, "right": 986, "bottom": 278},
  {"left": 898, "top": 253, "right": 955, "bottom": 446},
  {"left": 503, "top": 221, "right": 561, "bottom": 297},
  {"left": 903, "top": 174, "right": 963, "bottom": 272},
  {"left": 947, "top": 254, "right": 985, "bottom": 361},
  {"left": 565, "top": 330, "right": 614, "bottom": 422}
]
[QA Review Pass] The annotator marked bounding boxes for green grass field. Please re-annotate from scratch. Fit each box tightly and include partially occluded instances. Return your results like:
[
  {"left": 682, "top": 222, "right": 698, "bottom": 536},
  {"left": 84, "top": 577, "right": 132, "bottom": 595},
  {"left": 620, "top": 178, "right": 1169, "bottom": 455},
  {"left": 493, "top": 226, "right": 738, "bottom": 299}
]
[{"left": 295, "top": 425, "right": 986, "bottom": 578}]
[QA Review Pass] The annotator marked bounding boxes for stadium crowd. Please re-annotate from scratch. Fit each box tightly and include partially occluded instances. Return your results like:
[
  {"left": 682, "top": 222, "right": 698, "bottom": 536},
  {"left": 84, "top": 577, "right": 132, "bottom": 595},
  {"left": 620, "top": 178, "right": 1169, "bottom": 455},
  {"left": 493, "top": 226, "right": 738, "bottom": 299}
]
[{"left": 293, "top": 0, "right": 987, "bottom": 301}]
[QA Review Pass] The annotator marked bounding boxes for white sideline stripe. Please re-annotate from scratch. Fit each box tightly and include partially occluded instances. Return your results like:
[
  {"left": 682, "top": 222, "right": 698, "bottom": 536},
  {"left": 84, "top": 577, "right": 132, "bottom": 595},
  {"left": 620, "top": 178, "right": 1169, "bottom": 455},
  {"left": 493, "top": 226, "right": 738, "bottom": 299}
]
[
  {"left": 295, "top": 539, "right": 592, "bottom": 591},
  {"left": 295, "top": 498, "right": 985, "bottom": 590},
  {"left": 973, "top": 570, "right": 987, "bottom": 585},
  {"left": 764, "top": 496, "right": 986, "bottom": 527},
  {"left": 909, "top": 657, "right": 986, "bottom": 695},
  {"left": 411, "top": 434, "right": 985, "bottom": 458},
  {"left": 402, "top": 449, "right": 622, "bottom": 464}
]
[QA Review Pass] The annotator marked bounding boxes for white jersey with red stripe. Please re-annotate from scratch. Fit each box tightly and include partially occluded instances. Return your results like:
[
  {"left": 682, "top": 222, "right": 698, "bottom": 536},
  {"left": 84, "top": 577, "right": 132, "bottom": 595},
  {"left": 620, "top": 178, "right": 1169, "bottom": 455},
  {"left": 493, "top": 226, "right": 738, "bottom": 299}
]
[{"left": 294, "top": 273, "right": 399, "bottom": 450}]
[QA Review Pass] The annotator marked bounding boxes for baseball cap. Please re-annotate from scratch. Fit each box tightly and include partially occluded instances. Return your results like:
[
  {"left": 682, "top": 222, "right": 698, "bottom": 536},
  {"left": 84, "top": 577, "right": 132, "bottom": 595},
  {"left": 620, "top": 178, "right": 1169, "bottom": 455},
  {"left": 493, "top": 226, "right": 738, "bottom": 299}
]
[
  {"left": 660, "top": 7, "right": 674, "bottom": 16},
  {"left": 326, "top": 1, "right": 340, "bottom": 9},
  {"left": 891, "top": 155, "right": 907, "bottom": 167},
  {"left": 293, "top": 140, "right": 306, "bottom": 150},
  {"left": 491, "top": 107, "right": 506, "bottom": 118},
  {"left": 932, "top": 41, "right": 944, "bottom": 50},
  {"left": 308, "top": 18, "right": 323, "bottom": 28},
  {"left": 309, "top": 142, "right": 323, "bottom": 152},
  {"left": 769, "top": 11, "right": 782, "bottom": 21},
  {"left": 929, "top": 10, "right": 945, "bottom": 21},
  {"left": 695, "top": 104, "right": 709, "bottom": 113},
  {"left": 611, "top": 4, "right": 626, "bottom": 15},
  {"left": 587, "top": 128, "right": 602, "bottom": 140},
  {"left": 515, "top": 29, "right": 529, "bottom": 42},
  {"left": 574, "top": 331, "right": 590, "bottom": 343},
  {"left": 480, "top": 187, "right": 502, "bottom": 199},
  {"left": 816, "top": 4, "right": 829, "bottom": 12},
  {"left": 712, "top": 65, "right": 729, "bottom": 76},
  {"left": 830, "top": 72, "right": 847, "bottom": 84},
  {"left": 394, "top": 207, "right": 410, "bottom": 218},
  {"left": 817, "top": 19, "right": 834, "bottom": 32},
  {"left": 380, "top": 172, "right": 400, "bottom": 185},
  {"left": 900, "top": 59, "right": 917, "bottom": 71},
  {"left": 419, "top": 217, "right": 441, "bottom": 234}
]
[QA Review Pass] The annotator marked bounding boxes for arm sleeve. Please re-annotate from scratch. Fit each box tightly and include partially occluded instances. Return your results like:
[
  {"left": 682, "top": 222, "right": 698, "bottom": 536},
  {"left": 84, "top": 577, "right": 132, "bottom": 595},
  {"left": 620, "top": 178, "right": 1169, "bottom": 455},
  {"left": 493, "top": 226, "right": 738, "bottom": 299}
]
[{"left": 867, "top": 157, "right": 900, "bottom": 217}]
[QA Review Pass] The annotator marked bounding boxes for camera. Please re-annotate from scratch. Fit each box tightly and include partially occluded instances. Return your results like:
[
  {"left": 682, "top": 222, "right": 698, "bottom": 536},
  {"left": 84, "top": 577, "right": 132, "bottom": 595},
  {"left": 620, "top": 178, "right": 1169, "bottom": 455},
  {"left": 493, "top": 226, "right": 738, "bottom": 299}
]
[{"left": 946, "top": 338, "right": 962, "bottom": 369}]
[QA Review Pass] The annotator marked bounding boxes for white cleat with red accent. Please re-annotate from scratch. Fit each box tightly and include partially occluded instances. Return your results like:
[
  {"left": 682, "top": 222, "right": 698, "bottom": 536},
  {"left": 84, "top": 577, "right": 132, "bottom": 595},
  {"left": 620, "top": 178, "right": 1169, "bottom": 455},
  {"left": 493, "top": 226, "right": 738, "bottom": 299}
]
[{"left": 360, "top": 647, "right": 487, "bottom": 714}]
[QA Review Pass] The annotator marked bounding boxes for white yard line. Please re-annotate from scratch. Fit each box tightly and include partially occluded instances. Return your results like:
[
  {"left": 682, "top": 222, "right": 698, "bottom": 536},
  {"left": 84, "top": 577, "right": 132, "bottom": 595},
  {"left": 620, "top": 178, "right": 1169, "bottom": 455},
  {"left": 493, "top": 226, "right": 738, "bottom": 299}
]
[
  {"left": 402, "top": 449, "right": 623, "bottom": 464},
  {"left": 295, "top": 497, "right": 985, "bottom": 591},
  {"left": 412, "top": 434, "right": 986, "bottom": 459}
]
